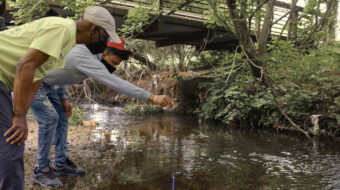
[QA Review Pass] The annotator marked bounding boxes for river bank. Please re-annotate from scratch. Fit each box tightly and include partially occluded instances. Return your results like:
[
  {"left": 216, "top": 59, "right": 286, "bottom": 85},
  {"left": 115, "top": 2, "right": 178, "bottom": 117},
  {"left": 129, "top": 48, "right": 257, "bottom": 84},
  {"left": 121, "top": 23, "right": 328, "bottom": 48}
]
[{"left": 67, "top": 61, "right": 340, "bottom": 139}]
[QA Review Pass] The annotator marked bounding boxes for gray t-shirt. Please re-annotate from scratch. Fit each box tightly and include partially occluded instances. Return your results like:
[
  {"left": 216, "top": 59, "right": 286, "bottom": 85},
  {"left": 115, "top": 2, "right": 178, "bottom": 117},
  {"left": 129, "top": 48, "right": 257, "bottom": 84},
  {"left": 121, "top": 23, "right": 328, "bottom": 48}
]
[{"left": 43, "top": 44, "right": 150, "bottom": 101}]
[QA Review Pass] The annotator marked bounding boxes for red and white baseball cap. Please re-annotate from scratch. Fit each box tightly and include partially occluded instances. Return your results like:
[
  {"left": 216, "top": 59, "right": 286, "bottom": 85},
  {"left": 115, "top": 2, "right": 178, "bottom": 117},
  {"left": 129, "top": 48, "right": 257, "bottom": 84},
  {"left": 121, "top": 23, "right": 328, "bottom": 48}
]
[{"left": 106, "top": 37, "right": 133, "bottom": 55}]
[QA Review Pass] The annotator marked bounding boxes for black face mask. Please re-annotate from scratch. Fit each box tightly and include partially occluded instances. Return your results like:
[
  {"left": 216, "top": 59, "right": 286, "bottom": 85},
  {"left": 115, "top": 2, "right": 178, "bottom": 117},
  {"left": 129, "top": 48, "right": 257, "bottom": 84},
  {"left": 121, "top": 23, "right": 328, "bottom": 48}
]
[
  {"left": 86, "top": 41, "right": 107, "bottom": 54},
  {"left": 101, "top": 59, "right": 116, "bottom": 73}
]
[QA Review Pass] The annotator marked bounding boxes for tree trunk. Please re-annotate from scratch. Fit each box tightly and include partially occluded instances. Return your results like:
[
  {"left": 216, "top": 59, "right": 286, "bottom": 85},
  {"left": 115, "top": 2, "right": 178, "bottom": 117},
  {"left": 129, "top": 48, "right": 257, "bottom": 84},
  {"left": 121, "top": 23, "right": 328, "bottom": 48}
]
[
  {"left": 287, "top": 0, "right": 298, "bottom": 40},
  {"left": 258, "top": 0, "right": 275, "bottom": 57},
  {"left": 326, "top": 0, "right": 338, "bottom": 42},
  {"left": 254, "top": 0, "right": 262, "bottom": 39},
  {"left": 132, "top": 52, "right": 157, "bottom": 71},
  {"left": 178, "top": 47, "right": 184, "bottom": 71},
  {"left": 226, "top": 0, "right": 264, "bottom": 78},
  {"left": 0, "top": 0, "right": 6, "bottom": 16}
]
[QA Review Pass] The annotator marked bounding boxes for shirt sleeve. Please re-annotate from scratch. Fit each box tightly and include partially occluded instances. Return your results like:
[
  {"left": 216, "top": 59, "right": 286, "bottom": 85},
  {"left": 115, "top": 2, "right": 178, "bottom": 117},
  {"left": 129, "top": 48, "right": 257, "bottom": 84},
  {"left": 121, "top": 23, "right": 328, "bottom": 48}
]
[
  {"left": 30, "top": 24, "right": 69, "bottom": 59},
  {"left": 43, "top": 66, "right": 85, "bottom": 85},
  {"left": 56, "top": 85, "right": 68, "bottom": 99},
  {"left": 70, "top": 46, "right": 151, "bottom": 101}
]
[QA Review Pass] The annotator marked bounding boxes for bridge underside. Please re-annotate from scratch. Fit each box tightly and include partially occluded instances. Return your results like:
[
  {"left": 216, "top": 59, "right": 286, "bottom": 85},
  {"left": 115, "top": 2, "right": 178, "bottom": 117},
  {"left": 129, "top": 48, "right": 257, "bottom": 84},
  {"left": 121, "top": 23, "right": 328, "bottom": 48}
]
[
  {"left": 47, "top": 3, "right": 240, "bottom": 51},
  {"left": 134, "top": 16, "right": 239, "bottom": 51}
]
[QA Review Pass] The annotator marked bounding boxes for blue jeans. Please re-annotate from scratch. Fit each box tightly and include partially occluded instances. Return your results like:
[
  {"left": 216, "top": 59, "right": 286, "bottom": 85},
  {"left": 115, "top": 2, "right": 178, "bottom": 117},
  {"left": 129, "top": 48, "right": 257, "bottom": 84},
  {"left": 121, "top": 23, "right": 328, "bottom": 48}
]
[{"left": 30, "top": 83, "right": 69, "bottom": 170}]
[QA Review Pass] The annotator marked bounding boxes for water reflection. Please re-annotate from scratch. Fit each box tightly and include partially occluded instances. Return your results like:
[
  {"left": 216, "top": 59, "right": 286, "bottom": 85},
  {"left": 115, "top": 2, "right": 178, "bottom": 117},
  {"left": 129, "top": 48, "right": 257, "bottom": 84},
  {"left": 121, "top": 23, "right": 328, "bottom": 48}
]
[{"left": 60, "top": 105, "right": 340, "bottom": 190}]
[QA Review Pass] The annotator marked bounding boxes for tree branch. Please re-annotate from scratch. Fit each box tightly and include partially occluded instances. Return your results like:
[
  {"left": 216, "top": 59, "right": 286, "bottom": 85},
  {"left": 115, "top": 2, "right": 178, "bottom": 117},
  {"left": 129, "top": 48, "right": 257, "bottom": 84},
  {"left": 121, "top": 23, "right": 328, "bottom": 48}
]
[
  {"left": 165, "top": 0, "right": 192, "bottom": 16},
  {"left": 240, "top": 44, "right": 311, "bottom": 139},
  {"left": 207, "top": 0, "right": 235, "bottom": 33},
  {"left": 267, "top": 83, "right": 311, "bottom": 139},
  {"left": 132, "top": 52, "right": 157, "bottom": 71},
  {"left": 127, "top": 0, "right": 193, "bottom": 39},
  {"left": 249, "top": 0, "right": 269, "bottom": 20},
  {"left": 271, "top": 11, "right": 289, "bottom": 26},
  {"left": 299, "top": 0, "right": 338, "bottom": 46},
  {"left": 225, "top": 46, "right": 239, "bottom": 85},
  {"left": 247, "top": 0, "right": 269, "bottom": 45},
  {"left": 17, "top": 0, "right": 44, "bottom": 19},
  {"left": 258, "top": 0, "right": 275, "bottom": 57},
  {"left": 273, "top": 0, "right": 298, "bottom": 47}
]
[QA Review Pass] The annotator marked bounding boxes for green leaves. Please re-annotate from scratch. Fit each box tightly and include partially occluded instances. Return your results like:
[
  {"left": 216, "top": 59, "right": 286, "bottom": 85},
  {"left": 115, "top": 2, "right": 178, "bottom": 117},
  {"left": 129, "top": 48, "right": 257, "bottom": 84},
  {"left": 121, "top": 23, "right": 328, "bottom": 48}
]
[
  {"left": 197, "top": 42, "right": 339, "bottom": 134},
  {"left": 198, "top": 67, "right": 273, "bottom": 125},
  {"left": 119, "top": 7, "right": 160, "bottom": 38},
  {"left": 334, "top": 97, "right": 340, "bottom": 106},
  {"left": 8, "top": 0, "right": 98, "bottom": 24},
  {"left": 60, "top": 0, "right": 97, "bottom": 19},
  {"left": 69, "top": 105, "right": 84, "bottom": 126},
  {"left": 251, "top": 98, "right": 270, "bottom": 109},
  {"left": 9, "top": 0, "right": 49, "bottom": 24}
]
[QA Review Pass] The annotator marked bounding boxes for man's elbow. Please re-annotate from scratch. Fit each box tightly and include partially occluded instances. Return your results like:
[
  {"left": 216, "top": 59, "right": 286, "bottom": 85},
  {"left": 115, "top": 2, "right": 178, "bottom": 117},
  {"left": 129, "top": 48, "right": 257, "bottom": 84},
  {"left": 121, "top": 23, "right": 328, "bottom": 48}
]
[{"left": 16, "top": 61, "right": 36, "bottom": 73}]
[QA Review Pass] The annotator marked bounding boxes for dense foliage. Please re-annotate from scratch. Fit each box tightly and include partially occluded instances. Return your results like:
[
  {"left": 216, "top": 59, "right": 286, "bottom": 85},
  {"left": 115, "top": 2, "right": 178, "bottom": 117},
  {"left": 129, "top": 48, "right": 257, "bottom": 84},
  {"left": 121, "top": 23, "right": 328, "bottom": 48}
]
[{"left": 197, "top": 42, "right": 340, "bottom": 136}]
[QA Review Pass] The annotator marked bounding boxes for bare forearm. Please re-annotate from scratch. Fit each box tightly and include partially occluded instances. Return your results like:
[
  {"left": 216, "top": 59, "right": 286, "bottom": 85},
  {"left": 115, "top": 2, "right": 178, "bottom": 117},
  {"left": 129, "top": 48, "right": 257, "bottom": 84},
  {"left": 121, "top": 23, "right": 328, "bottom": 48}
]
[
  {"left": 5, "top": 48, "right": 48, "bottom": 145},
  {"left": 13, "top": 66, "right": 42, "bottom": 117},
  {"left": 12, "top": 48, "right": 48, "bottom": 117},
  {"left": 147, "top": 94, "right": 155, "bottom": 103}
]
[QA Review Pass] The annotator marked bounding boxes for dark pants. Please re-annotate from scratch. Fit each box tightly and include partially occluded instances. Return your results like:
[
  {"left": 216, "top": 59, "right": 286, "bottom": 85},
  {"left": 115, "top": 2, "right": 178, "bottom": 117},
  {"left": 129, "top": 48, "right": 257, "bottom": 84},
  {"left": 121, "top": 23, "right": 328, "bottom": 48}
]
[{"left": 0, "top": 82, "right": 24, "bottom": 190}]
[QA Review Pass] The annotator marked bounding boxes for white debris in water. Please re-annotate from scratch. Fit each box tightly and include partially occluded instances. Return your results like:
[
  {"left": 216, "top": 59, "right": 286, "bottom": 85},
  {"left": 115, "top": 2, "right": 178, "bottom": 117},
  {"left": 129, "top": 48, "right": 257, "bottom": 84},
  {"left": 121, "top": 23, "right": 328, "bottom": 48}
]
[
  {"left": 220, "top": 154, "right": 238, "bottom": 160},
  {"left": 216, "top": 159, "right": 240, "bottom": 169},
  {"left": 281, "top": 152, "right": 292, "bottom": 156},
  {"left": 249, "top": 152, "right": 316, "bottom": 182}
]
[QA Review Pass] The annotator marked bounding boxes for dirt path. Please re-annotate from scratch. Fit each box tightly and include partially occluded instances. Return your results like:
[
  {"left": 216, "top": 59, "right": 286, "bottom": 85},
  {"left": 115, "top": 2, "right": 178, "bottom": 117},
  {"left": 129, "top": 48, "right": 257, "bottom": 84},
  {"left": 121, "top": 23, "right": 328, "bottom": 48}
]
[{"left": 24, "top": 121, "right": 95, "bottom": 189}]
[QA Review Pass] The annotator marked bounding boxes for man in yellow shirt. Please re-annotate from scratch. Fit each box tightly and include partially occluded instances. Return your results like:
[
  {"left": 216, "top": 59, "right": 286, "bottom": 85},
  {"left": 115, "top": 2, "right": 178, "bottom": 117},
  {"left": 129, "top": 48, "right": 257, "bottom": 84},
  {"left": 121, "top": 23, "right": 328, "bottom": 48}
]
[{"left": 0, "top": 6, "right": 121, "bottom": 189}]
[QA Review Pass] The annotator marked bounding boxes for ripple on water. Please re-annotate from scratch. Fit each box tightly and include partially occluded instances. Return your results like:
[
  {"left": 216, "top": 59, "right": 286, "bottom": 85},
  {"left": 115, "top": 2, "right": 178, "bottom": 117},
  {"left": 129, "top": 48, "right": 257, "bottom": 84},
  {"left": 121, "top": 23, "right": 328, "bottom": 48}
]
[{"left": 59, "top": 104, "right": 340, "bottom": 190}]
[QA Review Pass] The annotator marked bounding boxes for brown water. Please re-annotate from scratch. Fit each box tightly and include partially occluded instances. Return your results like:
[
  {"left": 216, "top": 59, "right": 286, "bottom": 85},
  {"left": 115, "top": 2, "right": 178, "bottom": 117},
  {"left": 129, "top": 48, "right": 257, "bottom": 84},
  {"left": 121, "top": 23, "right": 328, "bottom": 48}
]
[{"left": 59, "top": 104, "right": 340, "bottom": 190}]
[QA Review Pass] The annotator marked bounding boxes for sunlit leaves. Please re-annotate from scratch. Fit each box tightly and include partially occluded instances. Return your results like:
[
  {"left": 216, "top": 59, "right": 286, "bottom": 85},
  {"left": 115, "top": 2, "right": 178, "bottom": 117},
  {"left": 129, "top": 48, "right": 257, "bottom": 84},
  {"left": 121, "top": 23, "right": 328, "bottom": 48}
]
[
  {"left": 119, "top": 6, "right": 160, "bottom": 38},
  {"left": 8, "top": 0, "right": 97, "bottom": 24}
]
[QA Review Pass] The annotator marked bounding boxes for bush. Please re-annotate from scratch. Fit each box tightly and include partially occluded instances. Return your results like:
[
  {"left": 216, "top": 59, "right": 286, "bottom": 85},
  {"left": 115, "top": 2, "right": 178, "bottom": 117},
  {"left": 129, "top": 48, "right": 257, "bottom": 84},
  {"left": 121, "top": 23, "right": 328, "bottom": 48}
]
[
  {"left": 197, "top": 42, "right": 340, "bottom": 135},
  {"left": 69, "top": 105, "right": 84, "bottom": 126}
]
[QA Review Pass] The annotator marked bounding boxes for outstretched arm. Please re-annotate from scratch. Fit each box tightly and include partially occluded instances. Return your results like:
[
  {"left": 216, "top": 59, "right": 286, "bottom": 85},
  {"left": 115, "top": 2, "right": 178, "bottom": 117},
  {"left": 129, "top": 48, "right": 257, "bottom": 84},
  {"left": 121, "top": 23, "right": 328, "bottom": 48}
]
[
  {"left": 78, "top": 62, "right": 173, "bottom": 107},
  {"left": 5, "top": 48, "right": 49, "bottom": 145},
  {"left": 67, "top": 45, "right": 174, "bottom": 107}
]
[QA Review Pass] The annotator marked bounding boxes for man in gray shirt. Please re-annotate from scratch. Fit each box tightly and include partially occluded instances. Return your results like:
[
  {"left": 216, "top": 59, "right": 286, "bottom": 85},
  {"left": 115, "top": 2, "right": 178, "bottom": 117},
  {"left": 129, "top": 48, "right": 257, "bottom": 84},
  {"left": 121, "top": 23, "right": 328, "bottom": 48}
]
[{"left": 30, "top": 37, "right": 173, "bottom": 188}]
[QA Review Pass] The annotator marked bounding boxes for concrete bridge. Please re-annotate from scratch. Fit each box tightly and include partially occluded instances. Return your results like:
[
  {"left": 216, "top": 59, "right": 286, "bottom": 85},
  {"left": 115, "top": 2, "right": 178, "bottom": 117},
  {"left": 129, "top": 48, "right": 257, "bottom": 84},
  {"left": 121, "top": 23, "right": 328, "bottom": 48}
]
[{"left": 4, "top": 0, "right": 305, "bottom": 50}]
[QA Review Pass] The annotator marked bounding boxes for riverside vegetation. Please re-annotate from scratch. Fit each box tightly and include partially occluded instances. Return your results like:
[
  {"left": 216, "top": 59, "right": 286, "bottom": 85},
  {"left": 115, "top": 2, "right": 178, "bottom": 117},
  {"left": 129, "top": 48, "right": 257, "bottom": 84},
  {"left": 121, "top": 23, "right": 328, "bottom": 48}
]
[{"left": 8, "top": 0, "right": 340, "bottom": 138}]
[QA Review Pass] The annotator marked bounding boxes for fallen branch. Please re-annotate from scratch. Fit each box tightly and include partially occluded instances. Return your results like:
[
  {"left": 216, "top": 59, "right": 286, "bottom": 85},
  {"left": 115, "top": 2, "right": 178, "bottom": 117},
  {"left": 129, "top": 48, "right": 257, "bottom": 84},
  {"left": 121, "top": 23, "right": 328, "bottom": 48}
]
[
  {"left": 225, "top": 46, "right": 239, "bottom": 85},
  {"left": 240, "top": 45, "right": 311, "bottom": 139},
  {"left": 83, "top": 79, "right": 98, "bottom": 104},
  {"left": 268, "top": 86, "right": 311, "bottom": 139}
]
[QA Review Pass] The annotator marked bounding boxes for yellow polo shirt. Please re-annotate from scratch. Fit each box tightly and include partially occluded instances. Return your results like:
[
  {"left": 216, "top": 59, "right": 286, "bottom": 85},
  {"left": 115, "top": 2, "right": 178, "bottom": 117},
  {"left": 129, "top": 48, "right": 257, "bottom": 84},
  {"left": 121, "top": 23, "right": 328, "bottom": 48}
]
[{"left": 0, "top": 17, "right": 76, "bottom": 90}]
